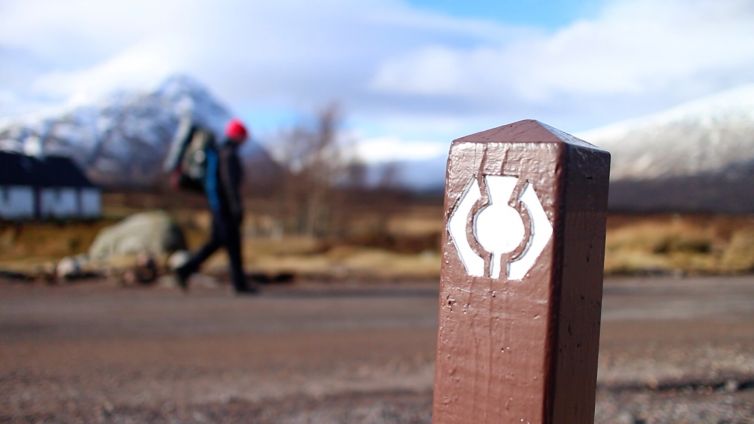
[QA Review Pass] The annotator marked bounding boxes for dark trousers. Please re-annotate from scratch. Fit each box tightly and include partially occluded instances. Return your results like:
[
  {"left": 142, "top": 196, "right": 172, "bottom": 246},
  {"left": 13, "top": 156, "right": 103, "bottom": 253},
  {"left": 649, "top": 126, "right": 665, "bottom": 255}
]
[{"left": 181, "top": 212, "right": 247, "bottom": 291}]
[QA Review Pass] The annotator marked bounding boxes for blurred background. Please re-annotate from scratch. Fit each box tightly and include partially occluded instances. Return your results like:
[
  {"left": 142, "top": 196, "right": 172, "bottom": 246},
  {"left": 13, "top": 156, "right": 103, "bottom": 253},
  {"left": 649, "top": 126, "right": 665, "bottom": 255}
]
[{"left": 1, "top": 0, "right": 753, "bottom": 422}]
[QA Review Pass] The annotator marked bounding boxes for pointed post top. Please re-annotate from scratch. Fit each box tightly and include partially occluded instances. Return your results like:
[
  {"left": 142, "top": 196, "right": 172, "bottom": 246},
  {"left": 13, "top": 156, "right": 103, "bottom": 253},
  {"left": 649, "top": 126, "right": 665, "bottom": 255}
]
[{"left": 453, "top": 119, "right": 603, "bottom": 151}]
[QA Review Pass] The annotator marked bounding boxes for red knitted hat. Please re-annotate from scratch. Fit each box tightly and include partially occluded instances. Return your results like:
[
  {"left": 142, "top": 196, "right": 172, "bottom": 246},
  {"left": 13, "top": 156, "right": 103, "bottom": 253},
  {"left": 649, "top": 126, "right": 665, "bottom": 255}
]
[{"left": 225, "top": 118, "right": 248, "bottom": 142}]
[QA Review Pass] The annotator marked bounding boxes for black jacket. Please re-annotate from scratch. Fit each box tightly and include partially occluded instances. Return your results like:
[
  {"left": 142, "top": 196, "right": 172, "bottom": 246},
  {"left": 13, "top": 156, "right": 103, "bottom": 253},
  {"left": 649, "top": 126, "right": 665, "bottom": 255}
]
[{"left": 206, "top": 139, "right": 243, "bottom": 220}]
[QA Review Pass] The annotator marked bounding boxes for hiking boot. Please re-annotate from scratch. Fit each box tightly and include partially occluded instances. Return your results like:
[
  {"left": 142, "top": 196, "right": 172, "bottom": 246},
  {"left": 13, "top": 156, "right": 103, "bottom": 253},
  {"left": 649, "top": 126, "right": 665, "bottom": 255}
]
[
  {"left": 234, "top": 284, "right": 259, "bottom": 295},
  {"left": 174, "top": 266, "right": 191, "bottom": 292}
]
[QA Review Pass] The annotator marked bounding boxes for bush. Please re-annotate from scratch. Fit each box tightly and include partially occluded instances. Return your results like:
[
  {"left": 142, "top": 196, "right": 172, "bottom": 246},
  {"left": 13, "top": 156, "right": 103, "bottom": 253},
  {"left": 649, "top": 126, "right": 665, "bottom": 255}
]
[{"left": 721, "top": 229, "right": 754, "bottom": 273}]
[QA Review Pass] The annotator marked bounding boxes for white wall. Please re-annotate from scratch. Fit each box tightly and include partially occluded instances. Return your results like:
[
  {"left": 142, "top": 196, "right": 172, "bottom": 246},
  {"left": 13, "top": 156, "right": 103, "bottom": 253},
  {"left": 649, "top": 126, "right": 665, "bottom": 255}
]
[
  {"left": 80, "top": 188, "right": 101, "bottom": 218},
  {"left": 39, "top": 188, "right": 79, "bottom": 218},
  {"left": 0, "top": 185, "right": 35, "bottom": 219}
]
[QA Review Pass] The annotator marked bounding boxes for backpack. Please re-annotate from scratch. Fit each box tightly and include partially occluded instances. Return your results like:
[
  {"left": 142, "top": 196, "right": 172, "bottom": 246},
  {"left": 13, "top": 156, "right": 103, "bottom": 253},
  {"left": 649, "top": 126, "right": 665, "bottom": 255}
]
[{"left": 163, "top": 119, "right": 217, "bottom": 193}]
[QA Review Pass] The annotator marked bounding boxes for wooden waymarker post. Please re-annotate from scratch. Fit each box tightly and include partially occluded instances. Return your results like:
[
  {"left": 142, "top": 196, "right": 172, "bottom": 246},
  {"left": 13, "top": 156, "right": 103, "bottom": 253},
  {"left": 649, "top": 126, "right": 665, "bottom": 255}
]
[{"left": 433, "top": 120, "right": 610, "bottom": 424}]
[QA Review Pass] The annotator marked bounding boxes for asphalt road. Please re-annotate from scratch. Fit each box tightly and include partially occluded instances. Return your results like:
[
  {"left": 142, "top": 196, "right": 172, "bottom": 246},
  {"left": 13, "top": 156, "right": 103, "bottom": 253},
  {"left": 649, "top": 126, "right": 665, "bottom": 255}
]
[{"left": 1, "top": 276, "right": 753, "bottom": 423}]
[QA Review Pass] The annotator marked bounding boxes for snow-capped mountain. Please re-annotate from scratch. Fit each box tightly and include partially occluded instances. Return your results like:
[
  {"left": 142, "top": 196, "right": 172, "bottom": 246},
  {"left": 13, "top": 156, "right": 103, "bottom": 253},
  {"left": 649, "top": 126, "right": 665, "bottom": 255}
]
[
  {"left": 581, "top": 84, "right": 754, "bottom": 212},
  {"left": 379, "top": 84, "right": 754, "bottom": 212},
  {"left": 0, "top": 75, "right": 277, "bottom": 187},
  {"left": 581, "top": 85, "right": 754, "bottom": 181}
]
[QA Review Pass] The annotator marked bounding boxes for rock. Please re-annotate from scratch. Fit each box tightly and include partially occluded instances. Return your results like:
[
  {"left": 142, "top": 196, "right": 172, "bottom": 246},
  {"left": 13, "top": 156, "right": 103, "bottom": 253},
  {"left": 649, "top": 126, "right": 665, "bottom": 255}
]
[
  {"left": 119, "top": 253, "right": 159, "bottom": 285},
  {"left": 615, "top": 412, "right": 638, "bottom": 424},
  {"left": 89, "top": 211, "right": 186, "bottom": 260},
  {"left": 56, "top": 256, "right": 81, "bottom": 280},
  {"left": 724, "top": 379, "right": 739, "bottom": 392},
  {"left": 56, "top": 255, "right": 96, "bottom": 281},
  {"left": 55, "top": 255, "right": 101, "bottom": 282},
  {"left": 0, "top": 269, "right": 34, "bottom": 282}
]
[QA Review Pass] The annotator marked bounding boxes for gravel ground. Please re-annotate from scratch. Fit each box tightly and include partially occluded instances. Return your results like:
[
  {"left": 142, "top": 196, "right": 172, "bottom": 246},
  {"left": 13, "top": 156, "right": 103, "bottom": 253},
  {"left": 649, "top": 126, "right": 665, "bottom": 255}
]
[{"left": 1, "top": 276, "right": 753, "bottom": 423}]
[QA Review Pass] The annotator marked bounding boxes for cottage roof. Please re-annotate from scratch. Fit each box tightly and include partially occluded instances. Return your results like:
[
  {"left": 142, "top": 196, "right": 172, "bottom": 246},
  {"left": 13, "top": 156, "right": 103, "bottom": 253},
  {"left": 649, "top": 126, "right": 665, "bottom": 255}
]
[
  {"left": 0, "top": 151, "right": 39, "bottom": 185},
  {"left": 0, "top": 151, "right": 96, "bottom": 188},
  {"left": 37, "top": 155, "right": 96, "bottom": 188}
]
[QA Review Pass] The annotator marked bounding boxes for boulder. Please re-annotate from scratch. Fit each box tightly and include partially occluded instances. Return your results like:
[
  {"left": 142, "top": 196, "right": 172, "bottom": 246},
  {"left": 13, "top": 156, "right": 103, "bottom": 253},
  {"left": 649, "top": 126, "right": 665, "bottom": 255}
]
[
  {"left": 89, "top": 211, "right": 186, "bottom": 260},
  {"left": 55, "top": 254, "right": 101, "bottom": 281},
  {"left": 119, "top": 253, "right": 159, "bottom": 285},
  {"left": 56, "top": 256, "right": 82, "bottom": 280}
]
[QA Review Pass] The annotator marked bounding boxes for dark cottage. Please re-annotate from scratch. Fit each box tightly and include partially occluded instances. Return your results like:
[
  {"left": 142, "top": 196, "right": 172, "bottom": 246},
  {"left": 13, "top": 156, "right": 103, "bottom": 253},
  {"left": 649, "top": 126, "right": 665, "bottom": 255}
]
[{"left": 0, "top": 151, "right": 101, "bottom": 220}]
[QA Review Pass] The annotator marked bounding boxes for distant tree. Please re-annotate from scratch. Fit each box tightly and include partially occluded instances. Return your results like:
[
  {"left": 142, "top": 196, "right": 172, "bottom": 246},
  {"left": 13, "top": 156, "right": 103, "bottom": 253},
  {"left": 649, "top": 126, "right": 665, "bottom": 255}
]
[
  {"left": 269, "top": 103, "right": 423, "bottom": 243},
  {"left": 275, "top": 104, "right": 357, "bottom": 236},
  {"left": 343, "top": 160, "right": 368, "bottom": 190}
]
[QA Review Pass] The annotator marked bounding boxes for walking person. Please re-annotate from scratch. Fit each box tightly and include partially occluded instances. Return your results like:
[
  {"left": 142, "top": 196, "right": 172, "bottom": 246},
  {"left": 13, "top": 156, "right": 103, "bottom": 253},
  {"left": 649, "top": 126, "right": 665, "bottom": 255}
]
[{"left": 172, "top": 118, "right": 255, "bottom": 294}]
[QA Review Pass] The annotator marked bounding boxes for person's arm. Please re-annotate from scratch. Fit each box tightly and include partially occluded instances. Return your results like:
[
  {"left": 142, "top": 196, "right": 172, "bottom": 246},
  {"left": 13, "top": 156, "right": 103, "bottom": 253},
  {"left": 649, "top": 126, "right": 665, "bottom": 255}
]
[{"left": 219, "top": 147, "right": 243, "bottom": 221}]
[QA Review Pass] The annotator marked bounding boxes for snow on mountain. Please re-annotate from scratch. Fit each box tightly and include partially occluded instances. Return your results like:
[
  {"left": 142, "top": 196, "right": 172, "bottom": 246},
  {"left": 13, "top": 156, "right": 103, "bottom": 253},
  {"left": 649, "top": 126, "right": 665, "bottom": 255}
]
[
  {"left": 580, "top": 84, "right": 754, "bottom": 182},
  {"left": 577, "top": 84, "right": 754, "bottom": 212},
  {"left": 379, "top": 85, "right": 754, "bottom": 211},
  {"left": 0, "top": 75, "right": 276, "bottom": 187}
]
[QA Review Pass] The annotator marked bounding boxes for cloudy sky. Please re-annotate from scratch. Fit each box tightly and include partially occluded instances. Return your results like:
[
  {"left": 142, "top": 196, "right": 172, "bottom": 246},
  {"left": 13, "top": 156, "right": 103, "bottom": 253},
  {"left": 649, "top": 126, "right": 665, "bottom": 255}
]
[{"left": 1, "top": 0, "right": 753, "bottom": 162}]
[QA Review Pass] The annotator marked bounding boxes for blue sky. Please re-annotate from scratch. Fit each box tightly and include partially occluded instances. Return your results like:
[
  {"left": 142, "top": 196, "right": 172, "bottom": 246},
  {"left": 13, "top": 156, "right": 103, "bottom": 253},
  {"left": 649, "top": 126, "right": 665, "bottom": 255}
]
[
  {"left": 408, "top": 0, "right": 602, "bottom": 28},
  {"left": 1, "top": 0, "right": 753, "bottom": 163}
]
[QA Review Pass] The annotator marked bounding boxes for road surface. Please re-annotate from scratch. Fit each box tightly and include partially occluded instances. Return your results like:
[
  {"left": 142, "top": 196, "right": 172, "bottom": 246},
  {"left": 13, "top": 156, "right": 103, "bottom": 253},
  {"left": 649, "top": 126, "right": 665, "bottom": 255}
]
[{"left": 1, "top": 276, "right": 753, "bottom": 423}]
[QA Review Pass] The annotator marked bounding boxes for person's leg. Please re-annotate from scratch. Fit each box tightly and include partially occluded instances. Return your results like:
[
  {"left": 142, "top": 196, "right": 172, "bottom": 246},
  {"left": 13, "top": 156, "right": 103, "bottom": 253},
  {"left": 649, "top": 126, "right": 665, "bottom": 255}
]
[
  {"left": 175, "top": 215, "right": 222, "bottom": 288},
  {"left": 224, "top": 218, "right": 250, "bottom": 293}
]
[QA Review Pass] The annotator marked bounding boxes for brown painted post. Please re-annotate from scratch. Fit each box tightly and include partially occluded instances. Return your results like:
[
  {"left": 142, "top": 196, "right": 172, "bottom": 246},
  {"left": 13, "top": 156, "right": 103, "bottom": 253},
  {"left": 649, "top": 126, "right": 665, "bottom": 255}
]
[{"left": 433, "top": 119, "right": 610, "bottom": 424}]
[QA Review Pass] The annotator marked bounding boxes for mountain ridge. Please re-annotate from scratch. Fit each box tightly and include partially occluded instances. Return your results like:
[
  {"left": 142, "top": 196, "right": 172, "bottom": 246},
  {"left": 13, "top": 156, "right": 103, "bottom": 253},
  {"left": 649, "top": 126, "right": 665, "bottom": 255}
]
[
  {"left": 383, "top": 84, "right": 754, "bottom": 211},
  {"left": 0, "top": 74, "right": 276, "bottom": 188},
  {"left": 580, "top": 85, "right": 754, "bottom": 180}
]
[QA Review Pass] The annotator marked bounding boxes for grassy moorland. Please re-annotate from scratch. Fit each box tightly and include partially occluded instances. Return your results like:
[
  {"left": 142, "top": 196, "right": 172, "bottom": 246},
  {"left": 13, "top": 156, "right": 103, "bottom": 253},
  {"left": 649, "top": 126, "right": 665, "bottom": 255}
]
[
  {"left": 1, "top": 192, "right": 754, "bottom": 281},
  {"left": 605, "top": 214, "right": 754, "bottom": 275},
  {"left": 246, "top": 212, "right": 754, "bottom": 279}
]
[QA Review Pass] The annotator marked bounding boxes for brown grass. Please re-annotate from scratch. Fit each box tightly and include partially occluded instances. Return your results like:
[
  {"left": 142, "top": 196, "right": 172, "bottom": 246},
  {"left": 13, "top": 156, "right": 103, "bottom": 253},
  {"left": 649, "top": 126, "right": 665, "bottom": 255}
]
[
  {"left": 0, "top": 221, "right": 111, "bottom": 270},
  {"left": 605, "top": 214, "right": 754, "bottom": 275},
  {"left": 3, "top": 197, "right": 754, "bottom": 280},
  {"left": 245, "top": 245, "right": 440, "bottom": 280}
]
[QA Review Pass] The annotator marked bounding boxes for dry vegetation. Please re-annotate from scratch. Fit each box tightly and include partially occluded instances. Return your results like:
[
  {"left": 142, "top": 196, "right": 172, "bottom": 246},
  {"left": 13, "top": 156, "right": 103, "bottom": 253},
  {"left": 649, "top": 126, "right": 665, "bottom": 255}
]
[
  {"left": 177, "top": 201, "right": 442, "bottom": 281},
  {"left": 0, "top": 221, "right": 109, "bottom": 271},
  {"left": 238, "top": 211, "right": 754, "bottom": 279},
  {"left": 4, "top": 198, "right": 754, "bottom": 281},
  {"left": 5, "top": 201, "right": 754, "bottom": 280},
  {"left": 605, "top": 214, "right": 754, "bottom": 275},
  {"left": 2, "top": 107, "right": 753, "bottom": 281}
]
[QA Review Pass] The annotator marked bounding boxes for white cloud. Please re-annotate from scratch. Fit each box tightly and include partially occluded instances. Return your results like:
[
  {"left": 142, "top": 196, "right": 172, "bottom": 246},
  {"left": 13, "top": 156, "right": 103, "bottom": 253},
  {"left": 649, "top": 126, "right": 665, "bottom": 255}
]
[
  {"left": 0, "top": 0, "right": 518, "bottom": 114},
  {"left": 30, "top": 38, "right": 189, "bottom": 106},
  {"left": 355, "top": 136, "right": 447, "bottom": 162},
  {"left": 0, "top": 0, "right": 752, "bottom": 137},
  {"left": 370, "top": 0, "right": 754, "bottom": 125}
]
